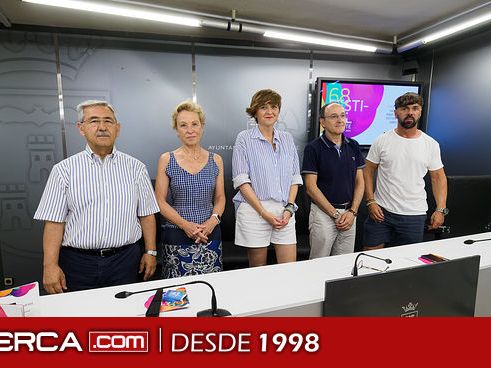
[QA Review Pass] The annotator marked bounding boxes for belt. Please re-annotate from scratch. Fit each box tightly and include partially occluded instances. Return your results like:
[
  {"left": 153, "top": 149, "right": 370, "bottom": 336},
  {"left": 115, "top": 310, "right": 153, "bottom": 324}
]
[
  {"left": 332, "top": 202, "right": 351, "bottom": 210},
  {"left": 63, "top": 242, "right": 135, "bottom": 257}
]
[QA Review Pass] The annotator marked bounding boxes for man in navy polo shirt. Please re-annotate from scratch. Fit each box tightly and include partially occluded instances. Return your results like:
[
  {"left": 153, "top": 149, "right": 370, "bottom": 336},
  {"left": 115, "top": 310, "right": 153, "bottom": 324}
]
[{"left": 302, "top": 102, "right": 365, "bottom": 259}]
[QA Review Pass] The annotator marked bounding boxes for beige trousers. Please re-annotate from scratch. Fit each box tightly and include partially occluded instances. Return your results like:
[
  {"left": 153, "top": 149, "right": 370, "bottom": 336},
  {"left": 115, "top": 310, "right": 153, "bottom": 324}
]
[{"left": 309, "top": 204, "right": 356, "bottom": 259}]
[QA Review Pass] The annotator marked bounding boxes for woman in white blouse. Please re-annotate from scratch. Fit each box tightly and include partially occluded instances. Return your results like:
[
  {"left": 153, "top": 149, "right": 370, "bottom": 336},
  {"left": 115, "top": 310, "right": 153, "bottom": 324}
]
[{"left": 232, "top": 89, "right": 303, "bottom": 267}]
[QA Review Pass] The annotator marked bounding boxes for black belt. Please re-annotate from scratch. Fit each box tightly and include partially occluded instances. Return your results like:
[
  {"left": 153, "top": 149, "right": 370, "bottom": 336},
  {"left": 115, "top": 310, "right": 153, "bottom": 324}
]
[
  {"left": 63, "top": 242, "right": 135, "bottom": 257},
  {"left": 332, "top": 202, "right": 351, "bottom": 210}
]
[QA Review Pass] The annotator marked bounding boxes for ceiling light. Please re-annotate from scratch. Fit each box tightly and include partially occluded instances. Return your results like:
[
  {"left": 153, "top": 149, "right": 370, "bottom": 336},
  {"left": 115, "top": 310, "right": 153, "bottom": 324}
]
[
  {"left": 263, "top": 30, "right": 378, "bottom": 53},
  {"left": 422, "top": 11, "right": 491, "bottom": 43},
  {"left": 397, "top": 8, "right": 491, "bottom": 53},
  {"left": 22, "top": 0, "right": 201, "bottom": 27}
]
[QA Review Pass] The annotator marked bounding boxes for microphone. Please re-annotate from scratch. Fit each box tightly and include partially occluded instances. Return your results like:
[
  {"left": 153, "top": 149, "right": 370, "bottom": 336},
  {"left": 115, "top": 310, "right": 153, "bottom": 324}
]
[
  {"left": 464, "top": 238, "right": 491, "bottom": 245},
  {"left": 351, "top": 252, "right": 392, "bottom": 277},
  {"left": 115, "top": 280, "right": 231, "bottom": 317}
]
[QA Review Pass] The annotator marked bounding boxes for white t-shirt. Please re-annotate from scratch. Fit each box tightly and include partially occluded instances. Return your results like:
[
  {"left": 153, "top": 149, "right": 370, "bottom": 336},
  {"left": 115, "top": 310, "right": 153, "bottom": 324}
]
[{"left": 366, "top": 129, "right": 443, "bottom": 215}]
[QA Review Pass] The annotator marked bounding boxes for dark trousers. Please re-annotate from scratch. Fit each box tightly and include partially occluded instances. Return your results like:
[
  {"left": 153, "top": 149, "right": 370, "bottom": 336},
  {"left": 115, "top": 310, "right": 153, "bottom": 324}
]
[{"left": 59, "top": 242, "right": 141, "bottom": 292}]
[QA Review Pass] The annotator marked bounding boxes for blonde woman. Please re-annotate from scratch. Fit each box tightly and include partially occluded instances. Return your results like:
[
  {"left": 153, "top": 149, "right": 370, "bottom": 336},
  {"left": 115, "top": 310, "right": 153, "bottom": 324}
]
[{"left": 155, "top": 101, "right": 225, "bottom": 278}]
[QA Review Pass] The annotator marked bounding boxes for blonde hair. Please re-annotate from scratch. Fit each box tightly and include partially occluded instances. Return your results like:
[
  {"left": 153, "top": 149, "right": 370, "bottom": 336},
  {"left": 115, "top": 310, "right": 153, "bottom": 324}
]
[
  {"left": 171, "top": 101, "right": 205, "bottom": 129},
  {"left": 246, "top": 89, "right": 282, "bottom": 118}
]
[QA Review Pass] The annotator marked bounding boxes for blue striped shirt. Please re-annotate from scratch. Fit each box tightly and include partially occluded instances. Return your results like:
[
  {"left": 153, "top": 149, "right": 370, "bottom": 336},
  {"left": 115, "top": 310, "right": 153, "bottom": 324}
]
[
  {"left": 34, "top": 145, "right": 159, "bottom": 249},
  {"left": 232, "top": 126, "right": 303, "bottom": 208}
]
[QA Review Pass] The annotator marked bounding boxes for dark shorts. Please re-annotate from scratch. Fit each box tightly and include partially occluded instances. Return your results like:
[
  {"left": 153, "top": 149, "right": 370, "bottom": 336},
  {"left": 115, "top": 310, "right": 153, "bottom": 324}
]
[{"left": 363, "top": 207, "right": 427, "bottom": 248}]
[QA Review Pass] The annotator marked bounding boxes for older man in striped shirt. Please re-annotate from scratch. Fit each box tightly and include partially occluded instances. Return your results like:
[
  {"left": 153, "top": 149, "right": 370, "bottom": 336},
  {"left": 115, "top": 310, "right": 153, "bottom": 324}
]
[{"left": 34, "top": 100, "right": 160, "bottom": 294}]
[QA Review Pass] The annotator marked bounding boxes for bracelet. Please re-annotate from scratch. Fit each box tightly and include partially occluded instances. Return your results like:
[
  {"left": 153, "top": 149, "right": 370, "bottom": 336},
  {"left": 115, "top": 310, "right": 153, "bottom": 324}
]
[
  {"left": 366, "top": 200, "right": 377, "bottom": 207},
  {"left": 348, "top": 208, "right": 358, "bottom": 216}
]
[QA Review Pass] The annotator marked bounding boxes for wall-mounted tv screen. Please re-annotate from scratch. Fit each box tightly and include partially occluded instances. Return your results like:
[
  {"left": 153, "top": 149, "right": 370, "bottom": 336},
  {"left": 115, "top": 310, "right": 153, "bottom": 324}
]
[{"left": 311, "top": 78, "right": 422, "bottom": 146}]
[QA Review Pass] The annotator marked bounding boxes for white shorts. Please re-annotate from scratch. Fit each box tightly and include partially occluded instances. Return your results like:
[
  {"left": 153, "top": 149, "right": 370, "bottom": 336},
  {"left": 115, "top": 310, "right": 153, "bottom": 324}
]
[{"left": 235, "top": 200, "right": 297, "bottom": 248}]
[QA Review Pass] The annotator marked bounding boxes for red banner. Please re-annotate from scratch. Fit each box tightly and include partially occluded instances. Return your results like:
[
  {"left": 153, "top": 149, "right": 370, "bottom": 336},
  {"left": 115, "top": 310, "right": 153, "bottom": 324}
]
[{"left": 0, "top": 317, "right": 488, "bottom": 367}]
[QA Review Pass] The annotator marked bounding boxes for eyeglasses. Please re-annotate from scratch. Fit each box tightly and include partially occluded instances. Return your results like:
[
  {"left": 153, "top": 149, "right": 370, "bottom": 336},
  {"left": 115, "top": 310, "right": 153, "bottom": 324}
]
[
  {"left": 323, "top": 114, "right": 346, "bottom": 120},
  {"left": 356, "top": 259, "right": 389, "bottom": 273},
  {"left": 83, "top": 118, "right": 117, "bottom": 126}
]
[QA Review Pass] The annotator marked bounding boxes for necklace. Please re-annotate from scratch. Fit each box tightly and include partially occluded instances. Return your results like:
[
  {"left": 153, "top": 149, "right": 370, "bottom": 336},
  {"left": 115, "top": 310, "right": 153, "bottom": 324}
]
[{"left": 182, "top": 147, "right": 201, "bottom": 160}]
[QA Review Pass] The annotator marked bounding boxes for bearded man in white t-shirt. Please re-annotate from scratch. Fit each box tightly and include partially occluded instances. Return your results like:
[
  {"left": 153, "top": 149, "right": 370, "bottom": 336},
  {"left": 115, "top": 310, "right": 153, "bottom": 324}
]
[{"left": 363, "top": 92, "right": 448, "bottom": 250}]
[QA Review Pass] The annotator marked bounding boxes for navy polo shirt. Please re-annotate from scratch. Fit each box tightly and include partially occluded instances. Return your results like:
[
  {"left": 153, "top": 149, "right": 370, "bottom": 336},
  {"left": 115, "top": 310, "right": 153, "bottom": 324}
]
[{"left": 301, "top": 134, "right": 365, "bottom": 204}]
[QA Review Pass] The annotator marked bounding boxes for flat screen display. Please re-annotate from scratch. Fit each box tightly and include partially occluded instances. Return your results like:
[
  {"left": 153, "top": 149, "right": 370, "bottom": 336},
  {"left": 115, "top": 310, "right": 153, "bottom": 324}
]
[
  {"left": 311, "top": 78, "right": 422, "bottom": 146},
  {"left": 323, "top": 255, "right": 480, "bottom": 317}
]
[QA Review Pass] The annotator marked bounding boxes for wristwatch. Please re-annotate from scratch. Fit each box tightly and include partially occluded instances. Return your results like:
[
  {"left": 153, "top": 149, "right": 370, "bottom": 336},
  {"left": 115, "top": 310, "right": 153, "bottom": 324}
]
[
  {"left": 331, "top": 210, "right": 341, "bottom": 220},
  {"left": 212, "top": 213, "right": 221, "bottom": 224},
  {"left": 284, "top": 202, "right": 298, "bottom": 215},
  {"left": 435, "top": 208, "right": 450, "bottom": 216},
  {"left": 144, "top": 250, "right": 157, "bottom": 257}
]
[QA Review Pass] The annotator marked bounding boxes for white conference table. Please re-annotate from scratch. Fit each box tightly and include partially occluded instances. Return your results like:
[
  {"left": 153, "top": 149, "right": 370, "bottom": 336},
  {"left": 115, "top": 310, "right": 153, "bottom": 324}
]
[{"left": 39, "top": 232, "right": 491, "bottom": 317}]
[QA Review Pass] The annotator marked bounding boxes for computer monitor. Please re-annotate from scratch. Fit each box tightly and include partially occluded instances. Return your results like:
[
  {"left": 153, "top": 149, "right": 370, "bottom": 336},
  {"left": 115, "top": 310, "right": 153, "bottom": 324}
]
[
  {"left": 323, "top": 255, "right": 480, "bottom": 316},
  {"left": 311, "top": 78, "right": 422, "bottom": 146}
]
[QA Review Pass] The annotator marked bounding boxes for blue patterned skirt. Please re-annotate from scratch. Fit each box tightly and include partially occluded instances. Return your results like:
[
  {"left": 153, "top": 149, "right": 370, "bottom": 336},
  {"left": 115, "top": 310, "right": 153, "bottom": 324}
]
[{"left": 162, "top": 226, "right": 222, "bottom": 279}]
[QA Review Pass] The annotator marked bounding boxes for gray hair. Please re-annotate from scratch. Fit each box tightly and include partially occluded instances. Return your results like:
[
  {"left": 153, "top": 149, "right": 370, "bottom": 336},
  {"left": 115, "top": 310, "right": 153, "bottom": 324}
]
[{"left": 76, "top": 100, "right": 117, "bottom": 122}]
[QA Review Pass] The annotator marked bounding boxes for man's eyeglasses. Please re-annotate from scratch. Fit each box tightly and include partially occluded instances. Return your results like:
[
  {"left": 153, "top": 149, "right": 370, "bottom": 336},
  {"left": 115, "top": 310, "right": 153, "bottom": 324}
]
[
  {"left": 323, "top": 114, "right": 346, "bottom": 121},
  {"left": 356, "top": 259, "right": 389, "bottom": 273},
  {"left": 83, "top": 118, "right": 117, "bottom": 126}
]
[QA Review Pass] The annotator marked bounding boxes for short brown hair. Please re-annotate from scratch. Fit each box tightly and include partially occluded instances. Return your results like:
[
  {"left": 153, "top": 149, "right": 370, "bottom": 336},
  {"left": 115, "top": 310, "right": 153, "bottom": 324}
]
[
  {"left": 171, "top": 100, "right": 205, "bottom": 130},
  {"left": 246, "top": 89, "right": 282, "bottom": 118},
  {"left": 395, "top": 92, "right": 423, "bottom": 109}
]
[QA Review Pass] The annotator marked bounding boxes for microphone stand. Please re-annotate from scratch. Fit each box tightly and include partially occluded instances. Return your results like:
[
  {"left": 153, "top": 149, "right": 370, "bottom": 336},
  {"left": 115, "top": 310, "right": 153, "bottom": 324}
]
[
  {"left": 115, "top": 280, "right": 231, "bottom": 317},
  {"left": 145, "top": 288, "right": 163, "bottom": 317},
  {"left": 464, "top": 238, "right": 491, "bottom": 245},
  {"left": 351, "top": 252, "right": 392, "bottom": 277}
]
